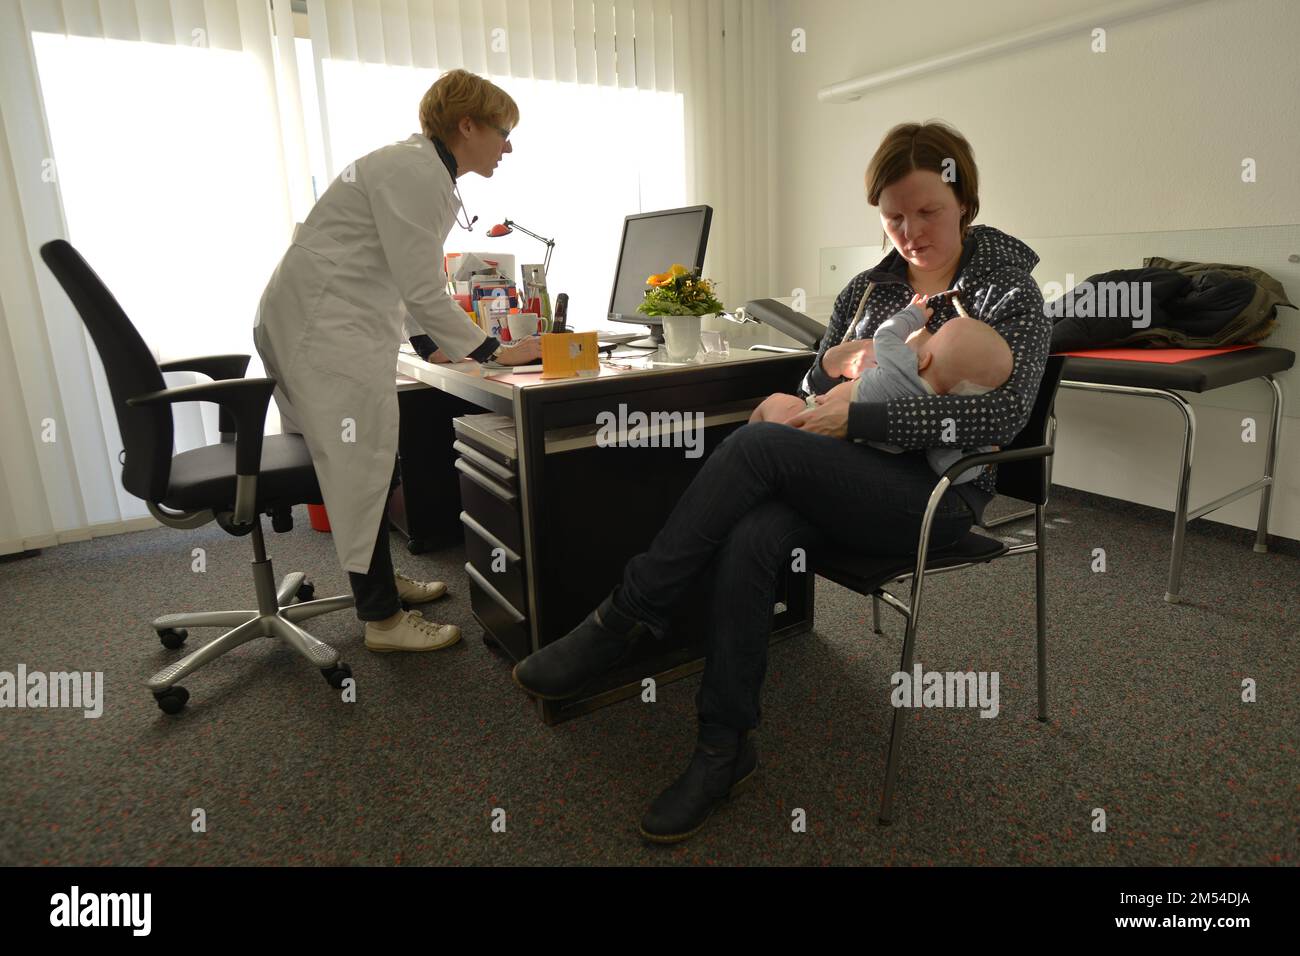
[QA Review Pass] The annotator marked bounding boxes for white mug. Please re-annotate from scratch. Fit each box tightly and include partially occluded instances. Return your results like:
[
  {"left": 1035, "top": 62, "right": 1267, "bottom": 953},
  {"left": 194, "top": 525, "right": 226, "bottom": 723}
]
[{"left": 506, "top": 312, "right": 540, "bottom": 341}]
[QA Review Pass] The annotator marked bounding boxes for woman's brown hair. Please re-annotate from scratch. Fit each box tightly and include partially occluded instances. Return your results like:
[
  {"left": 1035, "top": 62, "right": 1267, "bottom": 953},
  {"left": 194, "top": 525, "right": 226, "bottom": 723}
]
[
  {"left": 865, "top": 121, "right": 979, "bottom": 247},
  {"left": 419, "top": 69, "right": 520, "bottom": 144}
]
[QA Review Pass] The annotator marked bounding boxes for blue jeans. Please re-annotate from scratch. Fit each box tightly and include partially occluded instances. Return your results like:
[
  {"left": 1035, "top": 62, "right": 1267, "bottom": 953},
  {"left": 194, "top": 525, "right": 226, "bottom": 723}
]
[{"left": 615, "top": 422, "right": 975, "bottom": 731}]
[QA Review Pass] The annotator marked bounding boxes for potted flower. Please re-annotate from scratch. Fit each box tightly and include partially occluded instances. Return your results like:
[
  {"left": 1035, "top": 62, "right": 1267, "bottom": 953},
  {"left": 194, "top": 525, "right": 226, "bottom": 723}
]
[{"left": 638, "top": 264, "right": 724, "bottom": 360}]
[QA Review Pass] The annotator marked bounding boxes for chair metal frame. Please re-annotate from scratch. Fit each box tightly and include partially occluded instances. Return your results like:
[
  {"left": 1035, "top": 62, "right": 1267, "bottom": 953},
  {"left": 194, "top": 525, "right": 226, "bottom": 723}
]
[
  {"left": 817, "top": 354, "right": 1066, "bottom": 824},
  {"left": 869, "top": 418, "right": 1057, "bottom": 824}
]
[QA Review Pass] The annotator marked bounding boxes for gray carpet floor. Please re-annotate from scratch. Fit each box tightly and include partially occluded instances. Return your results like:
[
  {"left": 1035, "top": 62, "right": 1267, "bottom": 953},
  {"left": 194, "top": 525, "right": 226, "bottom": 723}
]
[{"left": 1, "top": 486, "right": 1295, "bottom": 866}]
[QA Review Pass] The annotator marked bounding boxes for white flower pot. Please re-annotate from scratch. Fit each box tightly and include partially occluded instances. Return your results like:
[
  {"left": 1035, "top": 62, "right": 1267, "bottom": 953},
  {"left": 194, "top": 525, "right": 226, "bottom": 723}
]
[{"left": 662, "top": 313, "right": 707, "bottom": 361}]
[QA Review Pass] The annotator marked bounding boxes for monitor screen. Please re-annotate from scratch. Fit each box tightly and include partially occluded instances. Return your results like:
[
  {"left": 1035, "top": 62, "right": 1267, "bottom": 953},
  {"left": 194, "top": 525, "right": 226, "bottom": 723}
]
[{"left": 607, "top": 205, "right": 712, "bottom": 325}]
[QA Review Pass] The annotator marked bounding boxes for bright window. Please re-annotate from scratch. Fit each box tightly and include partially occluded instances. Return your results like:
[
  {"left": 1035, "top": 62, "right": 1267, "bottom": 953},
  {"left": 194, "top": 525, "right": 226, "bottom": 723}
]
[
  {"left": 312, "top": 58, "right": 686, "bottom": 328},
  {"left": 32, "top": 32, "right": 292, "bottom": 440}
]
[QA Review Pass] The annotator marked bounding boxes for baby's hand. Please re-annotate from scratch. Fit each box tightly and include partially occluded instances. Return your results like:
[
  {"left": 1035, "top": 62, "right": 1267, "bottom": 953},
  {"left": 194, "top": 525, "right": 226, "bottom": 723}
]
[{"left": 908, "top": 293, "right": 934, "bottom": 320}]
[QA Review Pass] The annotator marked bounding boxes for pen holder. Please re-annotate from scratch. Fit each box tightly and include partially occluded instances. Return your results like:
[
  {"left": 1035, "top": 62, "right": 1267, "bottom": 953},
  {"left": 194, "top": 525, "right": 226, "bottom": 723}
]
[{"left": 540, "top": 331, "right": 600, "bottom": 379}]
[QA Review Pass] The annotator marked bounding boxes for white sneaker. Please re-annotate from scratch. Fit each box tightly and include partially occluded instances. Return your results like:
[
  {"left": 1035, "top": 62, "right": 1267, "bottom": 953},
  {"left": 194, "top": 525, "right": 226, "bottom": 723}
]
[
  {"left": 394, "top": 572, "right": 448, "bottom": 604},
  {"left": 364, "top": 610, "right": 461, "bottom": 653}
]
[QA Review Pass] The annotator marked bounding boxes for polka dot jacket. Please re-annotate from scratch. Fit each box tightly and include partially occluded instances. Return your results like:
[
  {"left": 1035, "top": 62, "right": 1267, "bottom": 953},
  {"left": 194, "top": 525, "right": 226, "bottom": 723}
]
[{"left": 800, "top": 224, "right": 1052, "bottom": 501}]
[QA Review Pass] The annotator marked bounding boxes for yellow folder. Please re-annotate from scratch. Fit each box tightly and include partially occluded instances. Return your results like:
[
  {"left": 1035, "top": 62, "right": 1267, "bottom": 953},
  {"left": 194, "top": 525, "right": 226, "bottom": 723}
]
[{"left": 540, "top": 331, "right": 600, "bottom": 379}]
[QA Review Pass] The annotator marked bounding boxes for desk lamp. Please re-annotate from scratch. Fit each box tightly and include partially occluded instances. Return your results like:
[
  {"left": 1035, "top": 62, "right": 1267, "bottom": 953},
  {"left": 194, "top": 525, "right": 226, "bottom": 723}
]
[{"left": 487, "top": 219, "right": 555, "bottom": 275}]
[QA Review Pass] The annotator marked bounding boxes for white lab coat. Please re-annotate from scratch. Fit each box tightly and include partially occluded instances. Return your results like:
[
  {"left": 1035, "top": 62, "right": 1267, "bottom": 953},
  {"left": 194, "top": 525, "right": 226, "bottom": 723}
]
[{"left": 254, "top": 133, "right": 488, "bottom": 575}]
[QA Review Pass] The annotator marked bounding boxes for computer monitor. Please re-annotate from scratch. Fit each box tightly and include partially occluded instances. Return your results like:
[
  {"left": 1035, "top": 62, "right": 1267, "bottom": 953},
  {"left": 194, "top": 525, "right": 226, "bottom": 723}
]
[{"left": 607, "top": 205, "right": 712, "bottom": 348}]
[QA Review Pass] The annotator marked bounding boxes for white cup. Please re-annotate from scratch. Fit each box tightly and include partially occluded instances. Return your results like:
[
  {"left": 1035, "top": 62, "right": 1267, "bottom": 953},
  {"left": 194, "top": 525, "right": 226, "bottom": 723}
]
[
  {"left": 506, "top": 312, "right": 540, "bottom": 341},
  {"left": 661, "top": 314, "right": 704, "bottom": 361}
]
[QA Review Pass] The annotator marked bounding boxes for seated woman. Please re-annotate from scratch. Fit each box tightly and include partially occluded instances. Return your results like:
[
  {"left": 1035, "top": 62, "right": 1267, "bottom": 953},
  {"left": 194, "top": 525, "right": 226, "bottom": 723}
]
[{"left": 513, "top": 120, "right": 1053, "bottom": 844}]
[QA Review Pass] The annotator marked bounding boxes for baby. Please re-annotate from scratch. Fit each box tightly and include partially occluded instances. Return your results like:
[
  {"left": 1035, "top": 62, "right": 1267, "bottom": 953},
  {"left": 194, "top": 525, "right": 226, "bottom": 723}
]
[{"left": 751, "top": 293, "right": 1014, "bottom": 484}]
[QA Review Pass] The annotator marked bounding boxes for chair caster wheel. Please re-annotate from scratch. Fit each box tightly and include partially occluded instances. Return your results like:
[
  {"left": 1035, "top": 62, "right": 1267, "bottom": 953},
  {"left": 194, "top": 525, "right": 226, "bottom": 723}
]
[
  {"left": 296, "top": 581, "right": 315, "bottom": 602},
  {"left": 322, "top": 663, "right": 352, "bottom": 689},
  {"left": 157, "top": 627, "right": 188, "bottom": 649},
  {"left": 481, "top": 632, "right": 508, "bottom": 658},
  {"left": 154, "top": 686, "right": 189, "bottom": 714},
  {"left": 405, "top": 535, "right": 436, "bottom": 556}
]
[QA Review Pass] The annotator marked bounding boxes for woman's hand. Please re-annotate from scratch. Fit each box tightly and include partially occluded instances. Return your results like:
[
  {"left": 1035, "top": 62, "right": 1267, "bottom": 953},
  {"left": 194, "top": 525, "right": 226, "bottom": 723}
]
[
  {"left": 814, "top": 380, "right": 857, "bottom": 405},
  {"left": 820, "top": 339, "right": 877, "bottom": 380},
  {"left": 494, "top": 336, "right": 543, "bottom": 365},
  {"left": 788, "top": 399, "right": 849, "bottom": 439}
]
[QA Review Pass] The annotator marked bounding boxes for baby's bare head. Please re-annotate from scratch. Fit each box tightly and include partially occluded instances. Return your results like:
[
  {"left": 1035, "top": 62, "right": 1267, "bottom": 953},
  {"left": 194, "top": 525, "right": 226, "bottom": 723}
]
[{"left": 922, "top": 317, "right": 1013, "bottom": 395}]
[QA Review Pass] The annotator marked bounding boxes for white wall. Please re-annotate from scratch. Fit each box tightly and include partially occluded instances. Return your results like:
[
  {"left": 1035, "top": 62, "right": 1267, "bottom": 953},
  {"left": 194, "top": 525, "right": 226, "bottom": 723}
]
[{"left": 771, "top": 0, "right": 1300, "bottom": 542}]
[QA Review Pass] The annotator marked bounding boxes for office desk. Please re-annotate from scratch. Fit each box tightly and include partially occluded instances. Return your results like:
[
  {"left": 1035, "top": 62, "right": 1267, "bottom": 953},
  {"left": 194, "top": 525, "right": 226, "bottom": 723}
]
[
  {"left": 388, "top": 377, "right": 486, "bottom": 552},
  {"left": 395, "top": 346, "right": 817, "bottom": 723}
]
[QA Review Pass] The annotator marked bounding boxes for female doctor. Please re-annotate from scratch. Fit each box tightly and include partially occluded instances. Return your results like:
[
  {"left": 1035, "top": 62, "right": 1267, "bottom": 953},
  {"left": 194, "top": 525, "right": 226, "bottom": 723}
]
[{"left": 254, "top": 70, "right": 541, "bottom": 653}]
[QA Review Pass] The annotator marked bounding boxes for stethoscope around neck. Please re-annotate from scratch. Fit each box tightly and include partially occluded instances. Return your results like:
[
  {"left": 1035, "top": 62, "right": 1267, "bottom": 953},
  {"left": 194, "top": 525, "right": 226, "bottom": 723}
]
[
  {"left": 453, "top": 181, "right": 478, "bottom": 232},
  {"left": 433, "top": 135, "right": 477, "bottom": 231}
]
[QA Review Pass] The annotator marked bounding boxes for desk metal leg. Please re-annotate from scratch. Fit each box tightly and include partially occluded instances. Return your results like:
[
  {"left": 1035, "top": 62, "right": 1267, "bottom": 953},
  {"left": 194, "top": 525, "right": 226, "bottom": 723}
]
[
  {"left": 1058, "top": 381, "right": 1197, "bottom": 602},
  {"left": 1059, "top": 375, "right": 1289, "bottom": 604},
  {"left": 1253, "top": 374, "right": 1283, "bottom": 555},
  {"left": 1164, "top": 392, "right": 1196, "bottom": 604}
]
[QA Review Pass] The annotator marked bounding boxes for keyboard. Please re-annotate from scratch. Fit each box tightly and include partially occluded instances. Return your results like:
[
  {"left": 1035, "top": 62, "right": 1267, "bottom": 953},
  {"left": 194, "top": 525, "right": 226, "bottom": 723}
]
[{"left": 579, "top": 328, "right": 644, "bottom": 344}]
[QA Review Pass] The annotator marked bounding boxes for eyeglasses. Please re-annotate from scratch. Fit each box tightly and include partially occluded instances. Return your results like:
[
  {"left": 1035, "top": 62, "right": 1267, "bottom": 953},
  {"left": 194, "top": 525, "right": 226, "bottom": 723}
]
[{"left": 489, "top": 123, "right": 511, "bottom": 141}]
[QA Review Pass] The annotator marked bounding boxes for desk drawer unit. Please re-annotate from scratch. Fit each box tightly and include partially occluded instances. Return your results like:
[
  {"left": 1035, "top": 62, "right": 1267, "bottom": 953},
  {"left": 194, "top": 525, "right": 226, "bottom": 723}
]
[
  {"left": 452, "top": 414, "right": 518, "bottom": 471},
  {"left": 460, "top": 510, "right": 526, "bottom": 614},
  {"left": 454, "top": 458, "right": 523, "bottom": 555},
  {"left": 452, "top": 440, "right": 517, "bottom": 491},
  {"left": 453, "top": 412, "right": 529, "bottom": 661},
  {"left": 465, "top": 562, "right": 531, "bottom": 662}
]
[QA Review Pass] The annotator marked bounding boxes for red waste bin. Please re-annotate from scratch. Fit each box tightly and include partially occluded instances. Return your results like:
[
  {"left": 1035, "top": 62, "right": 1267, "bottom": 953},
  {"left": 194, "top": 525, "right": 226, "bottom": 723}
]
[{"left": 307, "top": 504, "right": 332, "bottom": 532}]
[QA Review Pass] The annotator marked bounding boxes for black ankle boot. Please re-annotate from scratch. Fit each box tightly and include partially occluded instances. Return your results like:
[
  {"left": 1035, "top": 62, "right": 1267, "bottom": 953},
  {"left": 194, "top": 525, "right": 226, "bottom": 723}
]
[
  {"left": 512, "top": 592, "right": 651, "bottom": 700},
  {"left": 639, "top": 721, "right": 758, "bottom": 844}
]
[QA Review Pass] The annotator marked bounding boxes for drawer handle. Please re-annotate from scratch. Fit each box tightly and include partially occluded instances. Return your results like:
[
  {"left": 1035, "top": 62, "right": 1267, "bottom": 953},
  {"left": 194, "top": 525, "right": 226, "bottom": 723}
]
[
  {"left": 465, "top": 562, "right": 526, "bottom": 623},
  {"left": 459, "top": 511, "right": 522, "bottom": 564},
  {"left": 454, "top": 457, "right": 518, "bottom": 504},
  {"left": 453, "top": 440, "right": 516, "bottom": 484}
]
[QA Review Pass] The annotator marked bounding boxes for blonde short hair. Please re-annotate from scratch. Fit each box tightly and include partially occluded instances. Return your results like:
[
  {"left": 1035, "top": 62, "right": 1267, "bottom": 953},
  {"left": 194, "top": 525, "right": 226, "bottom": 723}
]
[{"left": 419, "top": 69, "right": 520, "bottom": 143}]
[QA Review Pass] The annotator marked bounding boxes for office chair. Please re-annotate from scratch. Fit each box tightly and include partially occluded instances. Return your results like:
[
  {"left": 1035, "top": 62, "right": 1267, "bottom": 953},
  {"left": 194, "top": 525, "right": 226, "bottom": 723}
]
[
  {"left": 813, "top": 354, "right": 1066, "bottom": 824},
  {"left": 40, "top": 239, "right": 355, "bottom": 714}
]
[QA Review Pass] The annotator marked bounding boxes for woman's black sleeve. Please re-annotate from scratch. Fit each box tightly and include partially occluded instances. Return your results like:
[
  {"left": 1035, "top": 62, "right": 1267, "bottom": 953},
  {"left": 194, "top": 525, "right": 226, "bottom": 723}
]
[
  {"left": 410, "top": 333, "right": 499, "bottom": 362},
  {"left": 409, "top": 333, "right": 437, "bottom": 360},
  {"left": 799, "top": 273, "right": 869, "bottom": 396}
]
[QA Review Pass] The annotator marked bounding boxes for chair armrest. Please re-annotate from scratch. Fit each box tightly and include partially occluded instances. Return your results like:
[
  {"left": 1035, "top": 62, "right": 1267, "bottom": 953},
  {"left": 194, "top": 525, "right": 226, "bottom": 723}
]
[
  {"left": 898, "top": 442, "right": 1056, "bottom": 594},
  {"left": 157, "top": 355, "right": 253, "bottom": 434},
  {"left": 157, "top": 354, "right": 251, "bottom": 380},
  {"left": 127, "top": 378, "right": 275, "bottom": 525},
  {"left": 157, "top": 356, "right": 253, "bottom": 434},
  {"left": 934, "top": 443, "right": 1054, "bottom": 484}
]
